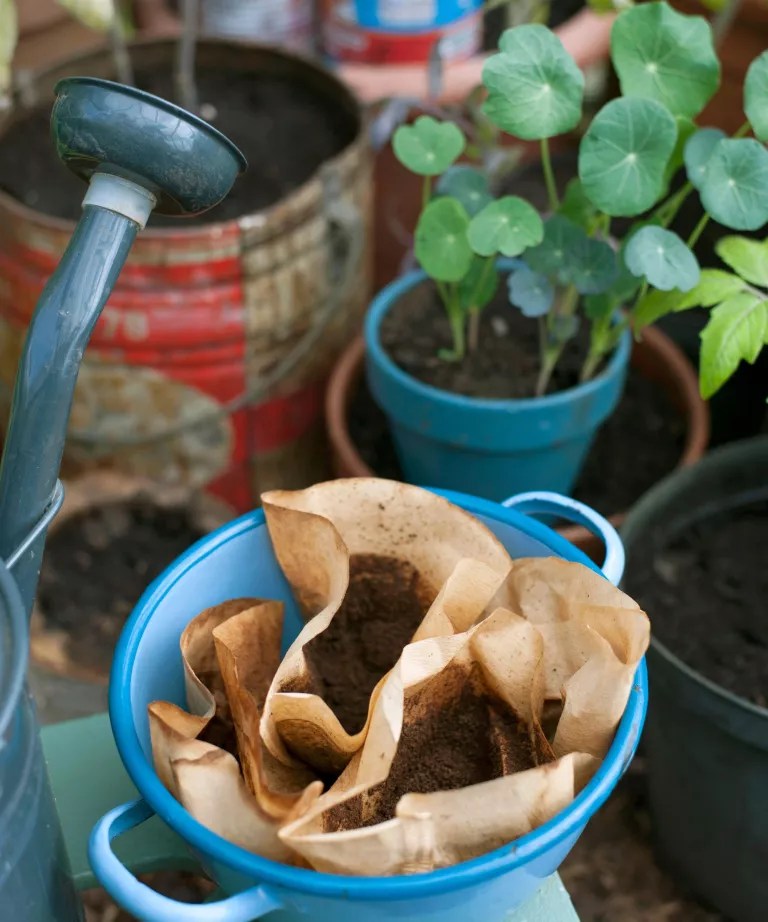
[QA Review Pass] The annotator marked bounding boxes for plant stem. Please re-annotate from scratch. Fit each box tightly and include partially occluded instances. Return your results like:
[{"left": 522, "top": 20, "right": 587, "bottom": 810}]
[
  {"left": 687, "top": 213, "right": 710, "bottom": 250},
  {"left": 734, "top": 120, "right": 751, "bottom": 139},
  {"left": 712, "top": 0, "right": 744, "bottom": 48},
  {"left": 110, "top": 0, "right": 134, "bottom": 86},
  {"left": 176, "top": 0, "right": 199, "bottom": 113},
  {"left": 540, "top": 137, "right": 560, "bottom": 213},
  {"left": 422, "top": 176, "right": 433, "bottom": 210},
  {"left": 653, "top": 181, "right": 694, "bottom": 229},
  {"left": 580, "top": 350, "right": 602, "bottom": 383},
  {"left": 468, "top": 309, "right": 480, "bottom": 353},
  {"left": 535, "top": 349, "right": 559, "bottom": 397},
  {"left": 448, "top": 285, "right": 466, "bottom": 358}
]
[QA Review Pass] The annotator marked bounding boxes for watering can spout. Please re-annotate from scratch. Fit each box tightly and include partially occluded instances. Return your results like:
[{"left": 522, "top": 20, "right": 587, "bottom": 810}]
[{"left": 0, "top": 78, "right": 246, "bottom": 613}]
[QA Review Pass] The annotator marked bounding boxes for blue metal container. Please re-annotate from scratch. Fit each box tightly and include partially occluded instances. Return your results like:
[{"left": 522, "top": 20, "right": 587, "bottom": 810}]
[
  {"left": 365, "top": 266, "right": 632, "bottom": 502},
  {"left": 90, "top": 489, "right": 646, "bottom": 920},
  {"left": 353, "top": 0, "right": 483, "bottom": 30},
  {"left": 0, "top": 549, "right": 83, "bottom": 921}
]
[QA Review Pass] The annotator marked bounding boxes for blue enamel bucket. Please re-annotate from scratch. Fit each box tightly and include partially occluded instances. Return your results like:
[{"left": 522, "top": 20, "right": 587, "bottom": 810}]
[{"left": 91, "top": 489, "right": 647, "bottom": 921}]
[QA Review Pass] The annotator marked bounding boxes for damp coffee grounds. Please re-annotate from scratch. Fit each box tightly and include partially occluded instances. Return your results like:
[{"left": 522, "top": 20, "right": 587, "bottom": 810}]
[
  {"left": 356, "top": 664, "right": 548, "bottom": 829},
  {"left": 300, "top": 553, "right": 433, "bottom": 735}
]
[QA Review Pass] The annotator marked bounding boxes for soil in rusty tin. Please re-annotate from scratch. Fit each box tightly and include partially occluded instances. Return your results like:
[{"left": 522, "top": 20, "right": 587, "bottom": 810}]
[
  {"left": 0, "top": 67, "right": 356, "bottom": 225},
  {"left": 625, "top": 498, "right": 768, "bottom": 708},
  {"left": 284, "top": 553, "right": 433, "bottom": 735},
  {"left": 36, "top": 499, "right": 205, "bottom": 677},
  {"left": 348, "top": 366, "right": 684, "bottom": 517}
]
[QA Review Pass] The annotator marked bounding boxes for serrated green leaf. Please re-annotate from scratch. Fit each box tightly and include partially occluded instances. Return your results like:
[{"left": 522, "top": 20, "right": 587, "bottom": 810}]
[
  {"left": 700, "top": 293, "right": 768, "bottom": 398},
  {"left": 684, "top": 128, "right": 727, "bottom": 191},
  {"left": 58, "top": 0, "right": 115, "bottom": 30},
  {"left": 745, "top": 51, "right": 768, "bottom": 142},
  {"left": 700, "top": 138, "right": 768, "bottom": 231},
  {"left": 508, "top": 265, "right": 555, "bottom": 318},
  {"left": 633, "top": 268, "right": 745, "bottom": 332},
  {"left": 482, "top": 24, "right": 584, "bottom": 140},
  {"left": 436, "top": 166, "right": 493, "bottom": 217},
  {"left": 0, "top": 0, "right": 18, "bottom": 96},
  {"left": 459, "top": 257, "right": 500, "bottom": 312},
  {"left": 558, "top": 178, "right": 598, "bottom": 231},
  {"left": 624, "top": 226, "right": 700, "bottom": 292},
  {"left": 579, "top": 97, "right": 678, "bottom": 216},
  {"left": 393, "top": 116, "right": 466, "bottom": 177},
  {"left": 415, "top": 198, "right": 473, "bottom": 282},
  {"left": 611, "top": 2, "right": 720, "bottom": 119},
  {"left": 468, "top": 196, "right": 544, "bottom": 258},
  {"left": 525, "top": 214, "right": 586, "bottom": 280},
  {"left": 715, "top": 236, "right": 768, "bottom": 287}
]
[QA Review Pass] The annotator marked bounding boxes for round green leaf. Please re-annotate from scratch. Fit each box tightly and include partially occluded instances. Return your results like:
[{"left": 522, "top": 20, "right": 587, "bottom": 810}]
[
  {"left": 436, "top": 165, "right": 493, "bottom": 217},
  {"left": 468, "top": 196, "right": 544, "bottom": 258},
  {"left": 482, "top": 24, "right": 584, "bottom": 140},
  {"left": 507, "top": 265, "right": 554, "bottom": 317},
  {"left": 745, "top": 51, "right": 768, "bottom": 142},
  {"left": 699, "top": 138, "right": 768, "bottom": 231},
  {"left": 625, "top": 226, "right": 700, "bottom": 292},
  {"left": 684, "top": 128, "right": 727, "bottom": 191},
  {"left": 525, "top": 214, "right": 585, "bottom": 280},
  {"left": 611, "top": 2, "right": 720, "bottom": 119},
  {"left": 570, "top": 237, "right": 618, "bottom": 295},
  {"left": 579, "top": 97, "right": 677, "bottom": 216},
  {"left": 393, "top": 115, "right": 466, "bottom": 177},
  {"left": 415, "top": 198, "right": 472, "bottom": 282}
]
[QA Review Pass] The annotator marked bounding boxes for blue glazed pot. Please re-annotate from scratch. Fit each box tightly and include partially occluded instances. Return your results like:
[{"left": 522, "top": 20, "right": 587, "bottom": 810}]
[
  {"left": 91, "top": 488, "right": 646, "bottom": 921},
  {"left": 364, "top": 266, "right": 632, "bottom": 502}
]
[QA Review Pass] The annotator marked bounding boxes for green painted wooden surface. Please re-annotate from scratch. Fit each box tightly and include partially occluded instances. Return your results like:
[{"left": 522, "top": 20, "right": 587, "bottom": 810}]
[{"left": 42, "top": 713, "right": 579, "bottom": 920}]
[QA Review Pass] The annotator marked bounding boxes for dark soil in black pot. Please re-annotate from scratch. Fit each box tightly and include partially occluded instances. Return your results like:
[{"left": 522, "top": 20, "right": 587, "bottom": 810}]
[
  {"left": 349, "top": 365, "right": 684, "bottom": 517},
  {"left": 36, "top": 499, "right": 206, "bottom": 676},
  {"left": 624, "top": 498, "right": 768, "bottom": 707},
  {"left": 0, "top": 67, "right": 356, "bottom": 225}
]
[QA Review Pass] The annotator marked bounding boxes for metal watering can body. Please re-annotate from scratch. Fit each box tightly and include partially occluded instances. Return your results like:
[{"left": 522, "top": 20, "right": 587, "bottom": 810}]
[{"left": 0, "top": 78, "right": 245, "bottom": 921}]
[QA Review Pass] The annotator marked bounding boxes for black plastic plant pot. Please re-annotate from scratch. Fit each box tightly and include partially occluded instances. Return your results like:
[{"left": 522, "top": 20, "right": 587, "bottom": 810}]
[{"left": 621, "top": 436, "right": 768, "bottom": 922}]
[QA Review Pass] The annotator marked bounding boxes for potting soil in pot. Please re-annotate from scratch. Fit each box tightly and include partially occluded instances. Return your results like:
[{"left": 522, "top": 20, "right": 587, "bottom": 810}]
[
  {"left": 36, "top": 499, "right": 206, "bottom": 678},
  {"left": 148, "top": 478, "right": 650, "bottom": 875},
  {"left": 349, "top": 369, "right": 684, "bottom": 515},
  {"left": 625, "top": 499, "right": 768, "bottom": 707},
  {"left": 0, "top": 68, "right": 356, "bottom": 224},
  {"left": 379, "top": 279, "right": 596, "bottom": 399}
]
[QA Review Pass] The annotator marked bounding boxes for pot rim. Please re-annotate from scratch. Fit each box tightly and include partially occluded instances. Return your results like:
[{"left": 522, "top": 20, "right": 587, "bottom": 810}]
[
  {"left": 110, "top": 490, "right": 648, "bottom": 898},
  {"left": 622, "top": 435, "right": 768, "bottom": 722},
  {"left": 364, "top": 264, "right": 632, "bottom": 412},
  {"left": 0, "top": 37, "right": 367, "bottom": 239}
]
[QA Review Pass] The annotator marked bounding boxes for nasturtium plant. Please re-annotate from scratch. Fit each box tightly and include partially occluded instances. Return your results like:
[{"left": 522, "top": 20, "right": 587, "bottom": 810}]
[{"left": 390, "top": 0, "right": 768, "bottom": 396}]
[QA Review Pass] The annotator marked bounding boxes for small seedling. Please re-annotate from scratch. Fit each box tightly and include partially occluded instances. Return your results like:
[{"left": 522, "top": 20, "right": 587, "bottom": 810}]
[{"left": 393, "top": 2, "right": 768, "bottom": 398}]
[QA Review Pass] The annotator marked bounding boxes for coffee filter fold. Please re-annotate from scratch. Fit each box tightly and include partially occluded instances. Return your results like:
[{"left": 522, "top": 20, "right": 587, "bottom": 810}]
[{"left": 260, "top": 479, "right": 513, "bottom": 775}]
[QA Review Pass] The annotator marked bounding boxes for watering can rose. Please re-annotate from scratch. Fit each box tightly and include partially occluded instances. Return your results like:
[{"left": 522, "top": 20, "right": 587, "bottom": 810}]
[{"left": 148, "top": 479, "right": 650, "bottom": 874}]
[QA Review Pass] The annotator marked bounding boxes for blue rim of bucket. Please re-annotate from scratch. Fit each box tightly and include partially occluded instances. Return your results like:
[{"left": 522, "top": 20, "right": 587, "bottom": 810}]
[
  {"left": 110, "top": 487, "right": 648, "bottom": 900},
  {"left": 364, "top": 266, "right": 633, "bottom": 413}
]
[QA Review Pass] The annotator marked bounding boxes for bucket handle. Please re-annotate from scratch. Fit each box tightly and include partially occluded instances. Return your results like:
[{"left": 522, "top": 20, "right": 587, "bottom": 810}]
[
  {"left": 89, "top": 799, "right": 284, "bottom": 921},
  {"left": 502, "top": 491, "right": 625, "bottom": 586}
]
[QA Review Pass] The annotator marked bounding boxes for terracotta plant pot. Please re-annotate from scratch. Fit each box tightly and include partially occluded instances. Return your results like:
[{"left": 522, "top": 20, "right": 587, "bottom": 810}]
[{"left": 325, "top": 326, "right": 710, "bottom": 559}]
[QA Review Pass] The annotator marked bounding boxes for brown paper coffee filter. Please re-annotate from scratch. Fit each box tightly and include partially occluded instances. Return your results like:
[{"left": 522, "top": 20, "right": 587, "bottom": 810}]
[
  {"left": 149, "top": 598, "right": 263, "bottom": 789},
  {"left": 170, "top": 737, "right": 314, "bottom": 865},
  {"left": 149, "top": 599, "right": 322, "bottom": 861},
  {"left": 278, "top": 609, "right": 595, "bottom": 875},
  {"left": 261, "top": 479, "right": 513, "bottom": 774}
]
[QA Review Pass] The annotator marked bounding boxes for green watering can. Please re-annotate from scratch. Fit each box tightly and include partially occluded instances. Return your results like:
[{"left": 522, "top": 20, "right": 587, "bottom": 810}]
[{"left": 0, "top": 77, "right": 245, "bottom": 920}]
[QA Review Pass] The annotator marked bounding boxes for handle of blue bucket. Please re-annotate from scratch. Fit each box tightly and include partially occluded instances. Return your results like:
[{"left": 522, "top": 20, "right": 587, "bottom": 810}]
[
  {"left": 89, "top": 799, "right": 284, "bottom": 921},
  {"left": 502, "top": 491, "right": 625, "bottom": 585}
]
